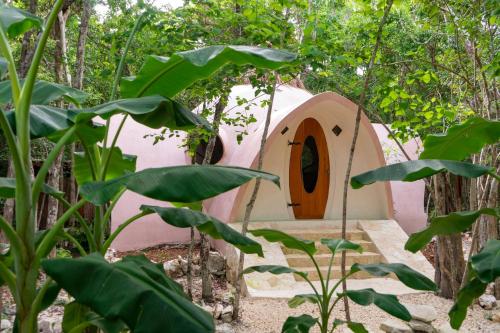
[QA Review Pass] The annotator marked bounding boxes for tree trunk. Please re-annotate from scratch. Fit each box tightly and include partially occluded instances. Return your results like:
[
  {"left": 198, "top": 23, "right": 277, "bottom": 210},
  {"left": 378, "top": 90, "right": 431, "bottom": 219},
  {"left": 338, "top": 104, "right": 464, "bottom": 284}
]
[
  {"left": 433, "top": 173, "right": 466, "bottom": 299},
  {"left": 200, "top": 99, "right": 226, "bottom": 302},
  {"left": 45, "top": 4, "right": 72, "bottom": 230},
  {"left": 339, "top": 0, "right": 394, "bottom": 320},
  {"left": 72, "top": 0, "right": 91, "bottom": 90},
  {"left": 233, "top": 79, "right": 277, "bottom": 320},
  {"left": 69, "top": 0, "right": 92, "bottom": 224}
]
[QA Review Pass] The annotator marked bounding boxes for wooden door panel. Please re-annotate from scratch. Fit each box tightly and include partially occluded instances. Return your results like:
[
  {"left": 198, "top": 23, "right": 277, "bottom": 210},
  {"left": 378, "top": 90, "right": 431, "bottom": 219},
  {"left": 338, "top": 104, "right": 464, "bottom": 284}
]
[{"left": 289, "top": 118, "right": 330, "bottom": 219}]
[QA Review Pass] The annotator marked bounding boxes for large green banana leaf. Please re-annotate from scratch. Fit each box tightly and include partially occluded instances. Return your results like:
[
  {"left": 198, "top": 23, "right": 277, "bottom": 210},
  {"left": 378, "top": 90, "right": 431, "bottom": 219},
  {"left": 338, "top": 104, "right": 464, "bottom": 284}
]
[
  {"left": 6, "top": 95, "right": 209, "bottom": 141},
  {"left": 141, "top": 205, "right": 263, "bottom": 256},
  {"left": 351, "top": 160, "right": 494, "bottom": 189},
  {"left": 420, "top": 117, "right": 500, "bottom": 161},
  {"left": 449, "top": 240, "right": 500, "bottom": 329},
  {"left": 341, "top": 289, "right": 410, "bottom": 321},
  {"left": 249, "top": 229, "right": 316, "bottom": 256},
  {"left": 350, "top": 263, "right": 437, "bottom": 291},
  {"left": 75, "top": 95, "right": 210, "bottom": 130},
  {"left": 0, "top": 80, "right": 88, "bottom": 106},
  {"left": 42, "top": 254, "right": 214, "bottom": 333},
  {"left": 405, "top": 208, "right": 500, "bottom": 253},
  {"left": 79, "top": 165, "right": 280, "bottom": 205},
  {"left": 120, "top": 45, "right": 297, "bottom": 98},
  {"left": 0, "top": 177, "right": 63, "bottom": 198},
  {"left": 281, "top": 315, "right": 317, "bottom": 333},
  {"left": 0, "top": 5, "right": 42, "bottom": 37},
  {"left": 74, "top": 147, "right": 137, "bottom": 185}
]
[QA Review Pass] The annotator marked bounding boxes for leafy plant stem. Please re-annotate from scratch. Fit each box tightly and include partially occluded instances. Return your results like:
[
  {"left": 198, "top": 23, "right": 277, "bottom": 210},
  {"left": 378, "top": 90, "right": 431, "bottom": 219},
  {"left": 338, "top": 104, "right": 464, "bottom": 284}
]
[
  {"left": 0, "top": 215, "right": 25, "bottom": 257},
  {"left": 31, "top": 278, "right": 53, "bottom": 315},
  {"left": 94, "top": 206, "right": 104, "bottom": 251},
  {"left": 0, "top": 27, "right": 21, "bottom": 105},
  {"left": 0, "top": 260, "right": 16, "bottom": 295},
  {"left": 62, "top": 230, "right": 87, "bottom": 256},
  {"left": 101, "top": 187, "right": 126, "bottom": 231},
  {"left": 100, "top": 114, "right": 128, "bottom": 180},
  {"left": 18, "top": 0, "right": 64, "bottom": 165},
  {"left": 35, "top": 199, "right": 87, "bottom": 261},
  {"left": 102, "top": 211, "right": 151, "bottom": 253},
  {"left": 0, "top": 107, "right": 22, "bottom": 173},
  {"left": 78, "top": 136, "right": 98, "bottom": 181},
  {"left": 57, "top": 197, "right": 97, "bottom": 252}
]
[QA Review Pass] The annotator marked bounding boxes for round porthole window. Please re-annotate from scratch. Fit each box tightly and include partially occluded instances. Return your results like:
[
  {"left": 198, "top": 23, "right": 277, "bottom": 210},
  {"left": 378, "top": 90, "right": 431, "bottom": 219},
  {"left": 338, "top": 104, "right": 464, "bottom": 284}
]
[
  {"left": 301, "top": 135, "right": 319, "bottom": 193},
  {"left": 194, "top": 136, "right": 224, "bottom": 165}
]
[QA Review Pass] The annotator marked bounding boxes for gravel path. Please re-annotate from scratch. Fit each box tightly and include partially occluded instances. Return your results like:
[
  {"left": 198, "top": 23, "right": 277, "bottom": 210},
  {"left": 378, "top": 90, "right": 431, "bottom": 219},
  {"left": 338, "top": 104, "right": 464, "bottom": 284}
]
[{"left": 234, "top": 292, "right": 500, "bottom": 332}]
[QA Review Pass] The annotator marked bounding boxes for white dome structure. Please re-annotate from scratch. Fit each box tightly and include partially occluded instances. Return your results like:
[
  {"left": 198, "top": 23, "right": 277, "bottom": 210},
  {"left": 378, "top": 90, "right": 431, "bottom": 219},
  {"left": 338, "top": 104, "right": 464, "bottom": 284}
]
[{"left": 109, "top": 85, "right": 427, "bottom": 251}]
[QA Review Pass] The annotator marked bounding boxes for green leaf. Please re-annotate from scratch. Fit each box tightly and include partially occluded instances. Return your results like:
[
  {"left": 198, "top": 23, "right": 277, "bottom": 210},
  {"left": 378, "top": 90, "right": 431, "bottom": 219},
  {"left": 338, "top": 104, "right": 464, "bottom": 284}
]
[
  {"left": 288, "top": 294, "right": 319, "bottom": 308},
  {"left": 42, "top": 253, "right": 213, "bottom": 333},
  {"left": 421, "top": 73, "right": 431, "bottom": 83},
  {"left": 320, "top": 239, "right": 362, "bottom": 256},
  {"left": 420, "top": 117, "right": 500, "bottom": 160},
  {"left": 350, "top": 263, "right": 437, "bottom": 291},
  {"left": 249, "top": 229, "right": 316, "bottom": 256},
  {"left": 449, "top": 277, "right": 487, "bottom": 329},
  {"left": 80, "top": 165, "right": 280, "bottom": 205},
  {"left": 333, "top": 320, "right": 368, "bottom": 333},
  {"left": 74, "top": 147, "right": 137, "bottom": 185},
  {"left": 342, "top": 289, "right": 411, "bottom": 321},
  {"left": 0, "top": 80, "right": 88, "bottom": 106},
  {"left": 351, "top": 160, "right": 494, "bottom": 189},
  {"left": 121, "top": 45, "right": 297, "bottom": 98},
  {"left": 281, "top": 314, "right": 317, "bottom": 333},
  {"left": 6, "top": 106, "right": 103, "bottom": 142},
  {"left": 0, "top": 5, "right": 42, "bottom": 38},
  {"left": 405, "top": 208, "right": 500, "bottom": 253},
  {"left": 6, "top": 95, "right": 209, "bottom": 141},
  {"left": 63, "top": 302, "right": 126, "bottom": 333},
  {"left": 75, "top": 95, "right": 210, "bottom": 130},
  {"left": 141, "top": 206, "right": 263, "bottom": 256},
  {"left": 38, "top": 281, "right": 61, "bottom": 312},
  {"left": 0, "top": 177, "right": 63, "bottom": 198},
  {"left": 470, "top": 239, "right": 500, "bottom": 283},
  {"left": 242, "top": 265, "right": 308, "bottom": 280}
]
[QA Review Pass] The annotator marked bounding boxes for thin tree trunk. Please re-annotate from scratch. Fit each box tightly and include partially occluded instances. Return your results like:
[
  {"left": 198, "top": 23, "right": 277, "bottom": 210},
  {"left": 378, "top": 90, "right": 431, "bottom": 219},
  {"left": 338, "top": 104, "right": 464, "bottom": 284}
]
[
  {"left": 434, "top": 173, "right": 466, "bottom": 298},
  {"left": 72, "top": 0, "right": 91, "bottom": 90},
  {"left": 339, "top": 0, "right": 394, "bottom": 320},
  {"left": 200, "top": 99, "right": 226, "bottom": 302},
  {"left": 45, "top": 4, "right": 72, "bottom": 230},
  {"left": 187, "top": 226, "right": 195, "bottom": 300},
  {"left": 233, "top": 79, "right": 277, "bottom": 320},
  {"left": 69, "top": 0, "right": 92, "bottom": 224}
]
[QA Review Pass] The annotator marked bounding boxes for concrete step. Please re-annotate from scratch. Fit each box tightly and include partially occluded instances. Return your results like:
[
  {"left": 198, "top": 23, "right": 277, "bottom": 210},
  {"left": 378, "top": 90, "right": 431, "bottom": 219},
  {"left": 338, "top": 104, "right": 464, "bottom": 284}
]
[
  {"left": 293, "top": 265, "right": 376, "bottom": 280},
  {"left": 282, "top": 240, "right": 378, "bottom": 254},
  {"left": 284, "top": 229, "right": 366, "bottom": 241},
  {"left": 286, "top": 252, "right": 382, "bottom": 267}
]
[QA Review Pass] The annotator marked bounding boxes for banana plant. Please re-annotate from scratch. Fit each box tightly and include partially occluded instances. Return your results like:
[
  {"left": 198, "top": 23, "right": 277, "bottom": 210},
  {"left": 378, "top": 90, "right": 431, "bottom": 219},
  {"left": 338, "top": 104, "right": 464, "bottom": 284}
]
[
  {"left": 243, "top": 229, "right": 437, "bottom": 333},
  {"left": 0, "top": 3, "right": 296, "bottom": 332},
  {"left": 350, "top": 117, "right": 500, "bottom": 329}
]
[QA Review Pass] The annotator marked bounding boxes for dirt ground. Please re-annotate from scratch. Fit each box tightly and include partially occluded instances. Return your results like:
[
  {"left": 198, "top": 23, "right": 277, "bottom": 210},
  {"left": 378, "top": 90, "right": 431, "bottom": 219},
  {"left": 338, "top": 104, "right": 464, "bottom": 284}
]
[{"left": 234, "top": 293, "right": 500, "bottom": 333}]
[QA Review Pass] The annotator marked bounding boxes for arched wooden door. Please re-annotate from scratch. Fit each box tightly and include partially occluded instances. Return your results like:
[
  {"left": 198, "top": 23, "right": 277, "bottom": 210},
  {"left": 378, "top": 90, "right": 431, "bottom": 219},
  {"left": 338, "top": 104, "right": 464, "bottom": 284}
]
[{"left": 289, "top": 118, "right": 330, "bottom": 219}]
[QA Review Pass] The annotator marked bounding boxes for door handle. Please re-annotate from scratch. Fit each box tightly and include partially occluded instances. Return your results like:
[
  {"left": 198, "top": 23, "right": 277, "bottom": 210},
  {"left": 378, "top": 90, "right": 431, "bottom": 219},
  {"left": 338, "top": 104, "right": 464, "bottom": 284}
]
[{"left": 287, "top": 202, "right": 301, "bottom": 207}]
